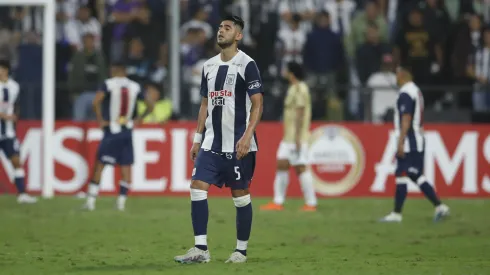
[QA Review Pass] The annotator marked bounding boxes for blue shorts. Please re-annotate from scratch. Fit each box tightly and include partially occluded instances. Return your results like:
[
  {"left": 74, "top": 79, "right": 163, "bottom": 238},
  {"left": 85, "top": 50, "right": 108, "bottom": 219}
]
[
  {"left": 97, "top": 129, "right": 134, "bottom": 166},
  {"left": 395, "top": 152, "right": 424, "bottom": 179},
  {"left": 192, "top": 149, "right": 256, "bottom": 190},
  {"left": 0, "top": 138, "right": 20, "bottom": 158}
]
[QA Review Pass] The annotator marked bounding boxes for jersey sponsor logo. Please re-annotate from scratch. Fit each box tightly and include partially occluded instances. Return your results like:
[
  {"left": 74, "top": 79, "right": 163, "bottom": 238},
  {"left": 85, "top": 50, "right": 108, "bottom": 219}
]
[
  {"left": 209, "top": 90, "right": 232, "bottom": 106},
  {"left": 226, "top": 74, "right": 236, "bottom": 85},
  {"left": 308, "top": 125, "right": 365, "bottom": 196},
  {"left": 248, "top": 81, "right": 261, "bottom": 90}
]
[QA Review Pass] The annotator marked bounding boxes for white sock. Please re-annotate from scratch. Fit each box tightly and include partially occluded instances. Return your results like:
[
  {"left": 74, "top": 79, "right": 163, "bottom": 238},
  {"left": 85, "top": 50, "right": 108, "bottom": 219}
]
[
  {"left": 117, "top": 195, "right": 127, "bottom": 206},
  {"left": 299, "top": 171, "right": 317, "bottom": 206},
  {"left": 236, "top": 240, "right": 248, "bottom": 251},
  {"left": 87, "top": 183, "right": 99, "bottom": 206},
  {"left": 195, "top": 235, "right": 207, "bottom": 248},
  {"left": 273, "top": 171, "right": 289, "bottom": 205}
]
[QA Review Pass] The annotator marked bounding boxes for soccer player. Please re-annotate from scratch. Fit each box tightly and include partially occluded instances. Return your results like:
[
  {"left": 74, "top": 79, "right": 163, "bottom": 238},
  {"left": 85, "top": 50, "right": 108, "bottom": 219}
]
[
  {"left": 260, "top": 62, "right": 317, "bottom": 211},
  {"left": 174, "top": 15, "right": 263, "bottom": 264},
  {"left": 0, "top": 60, "right": 37, "bottom": 204},
  {"left": 380, "top": 66, "right": 449, "bottom": 222},
  {"left": 82, "top": 61, "right": 154, "bottom": 211}
]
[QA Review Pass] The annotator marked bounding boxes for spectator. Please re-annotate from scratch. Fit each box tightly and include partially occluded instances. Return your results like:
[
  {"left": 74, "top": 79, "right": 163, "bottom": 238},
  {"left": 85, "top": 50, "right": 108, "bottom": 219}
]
[
  {"left": 181, "top": 5, "right": 214, "bottom": 40},
  {"left": 418, "top": 0, "right": 451, "bottom": 44},
  {"left": 107, "top": 0, "right": 143, "bottom": 61},
  {"left": 277, "top": 14, "right": 306, "bottom": 76},
  {"left": 356, "top": 23, "right": 391, "bottom": 84},
  {"left": 303, "top": 11, "right": 345, "bottom": 119},
  {"left": 56, "top": 0, "right": 80, "bottom": 48},
  {"left": 126, "top": 37, "right": 154, "bottom": 85},
  {"left": 126, "top": 3, "right": 163, "bottom": 60},
  {"left": 324, "top": 0, "right": 357, "bottom": 38},
  {"left": 366, "top": 54, "right": 397, "bottom": 123},
  {"left": 347, "top": 0, "right": 388, "bottom": 58},
  {"left": 278, "top": 0, "right": 316, "bottom": 32},
  {"left": 69, "top": 32, "right": 108, "bottom": 121},
  {"left": 394, "top": 8, "right": 443, "bottom": 89},
  {"left": 65, "top": 5, "right": 102, "bottom": 50},
  {"left": 468, "top": 27, "right": 490, "bottom": 112},
  {"left": 138, "top": 82, "right": 173, "bottom": 124}
]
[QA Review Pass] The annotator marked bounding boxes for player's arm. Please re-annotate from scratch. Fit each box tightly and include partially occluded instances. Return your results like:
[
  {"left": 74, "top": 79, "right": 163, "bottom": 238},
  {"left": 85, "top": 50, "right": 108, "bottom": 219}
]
[
  {"left": 93, "top": 83, "right": 108, "bottom": 127},
  {"left": 136, "top": 88, "right": 155, "bottom": 122},
  {"left": 396, "top": 93, "right": 414, "bottom": 157},
  {"left": 243, "top": 61, "right": 264, "bottom": 141},
  {"left": 190, "top": 70, "right": 209, "bottom": 161}
]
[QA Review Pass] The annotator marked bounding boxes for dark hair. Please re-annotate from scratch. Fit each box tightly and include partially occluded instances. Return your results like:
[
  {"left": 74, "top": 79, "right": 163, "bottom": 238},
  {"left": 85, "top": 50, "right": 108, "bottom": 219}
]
[
  {"left": 145, "top": 81, "right": 162, "bottom": 94},
  {"left": 287, "top": 62, "right": 305, "bottom": 80},
  {"left": 292, "top": 13, "right": 302, "bottom": 24},
  {"left": 0, "top": 60, "right": 10, "bottom": 71},
  {"left": 223, "top": 15, "right": 245, "bottom": 30}
]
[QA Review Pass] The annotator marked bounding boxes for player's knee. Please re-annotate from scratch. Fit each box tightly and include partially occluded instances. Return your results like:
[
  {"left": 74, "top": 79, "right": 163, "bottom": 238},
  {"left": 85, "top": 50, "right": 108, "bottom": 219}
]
[
  {"left": 190, "top": 180, "right": 209, "bottom": 191},
  {"left": 231, "top": 188, "right": 249, "bottom": 198},
  {"left": 10, "top": 155, "right": 21, "bottom": 168},
  {"left": 277, "top": 160, "right": 289, "bottom": 171},
  {"left": 190, "top": 188, "right": 207, "bottom": 201},
  {"left": 233, "top": 194, "right": 251, "bottom": 208}
]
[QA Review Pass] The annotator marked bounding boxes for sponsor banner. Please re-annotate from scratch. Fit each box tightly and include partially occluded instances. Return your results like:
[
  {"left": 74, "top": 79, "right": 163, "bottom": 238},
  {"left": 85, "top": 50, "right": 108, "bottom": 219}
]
[{"left": 0, "top": 122, "right": 489, "bottom": 197}]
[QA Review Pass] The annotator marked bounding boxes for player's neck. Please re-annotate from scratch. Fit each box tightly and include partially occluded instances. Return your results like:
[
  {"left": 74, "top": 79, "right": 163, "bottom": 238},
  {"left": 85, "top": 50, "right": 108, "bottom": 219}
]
[
  {"left": 290, "top": 78, "right": 299, "bottom": 85},
  {"left": 0, "top": 76, "right": 8, "bottom": 83},
  {"left": 220, "top": 46, "right": 239, "bottom": 62}
]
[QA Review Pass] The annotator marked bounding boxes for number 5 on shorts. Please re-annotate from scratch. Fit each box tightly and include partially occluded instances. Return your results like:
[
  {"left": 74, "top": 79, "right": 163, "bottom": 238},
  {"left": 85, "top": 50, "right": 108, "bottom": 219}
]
[{"left": 234, "top": 166, "right": 241, "bottom": 180}]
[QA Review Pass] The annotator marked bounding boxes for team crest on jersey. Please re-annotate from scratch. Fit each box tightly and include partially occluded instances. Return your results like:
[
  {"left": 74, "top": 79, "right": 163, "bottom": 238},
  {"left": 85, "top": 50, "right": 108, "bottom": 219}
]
[{"left": 226, "top": 74, "right": 236, "bottom": 85}]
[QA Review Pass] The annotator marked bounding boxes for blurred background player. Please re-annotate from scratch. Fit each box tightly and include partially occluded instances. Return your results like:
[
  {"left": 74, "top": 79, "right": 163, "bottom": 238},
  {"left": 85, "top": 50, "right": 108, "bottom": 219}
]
[
  {"left": 82, "top": 61, "right": 154, "bottom": 211},
  {"left": 174, "top": 15, "right": 263, "bottom": 264},
  {"left": 260, "top": 61, "right": 317, "bottom": 212},
  {"left": 0, "top": 60, "right": 37, "bottom": 204},
  {"left": 380, "top": 66, "right": 449, "bottom": 223}
]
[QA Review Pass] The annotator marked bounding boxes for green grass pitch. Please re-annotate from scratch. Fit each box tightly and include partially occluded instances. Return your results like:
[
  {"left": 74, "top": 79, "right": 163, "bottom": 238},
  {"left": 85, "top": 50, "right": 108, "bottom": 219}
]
[{"left": 0, "top": 196, "right": 489, "bottom": 275}]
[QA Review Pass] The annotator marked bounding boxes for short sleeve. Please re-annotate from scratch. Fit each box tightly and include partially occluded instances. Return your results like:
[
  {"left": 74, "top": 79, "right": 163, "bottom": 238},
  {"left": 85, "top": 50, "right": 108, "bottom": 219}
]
[
  {"left": 200, "top": 69, "right": 208, "bottom": 98},
  {"left": 397, "top": 93, "right": 414, "bottom": 115},
  {"left": 98, "top": 82, "right": 109, "bottom": 93},
  {"left": 245, "top": 61, "right": 263, "bottom": 96}
]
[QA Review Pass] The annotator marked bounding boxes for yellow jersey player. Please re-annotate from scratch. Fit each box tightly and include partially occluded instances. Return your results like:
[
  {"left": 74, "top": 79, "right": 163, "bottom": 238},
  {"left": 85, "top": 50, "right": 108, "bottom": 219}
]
[{"left": 260, "top": 62, "right": 317, "bottom": 211}]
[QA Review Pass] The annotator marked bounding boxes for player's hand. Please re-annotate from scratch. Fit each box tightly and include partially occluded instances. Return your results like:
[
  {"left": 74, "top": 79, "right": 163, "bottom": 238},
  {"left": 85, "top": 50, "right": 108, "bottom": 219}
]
[
  {"left": 4, "top": 114, "right": 17, "bottom": 121},
  {"left": 397, "top": 142, "right": 405, "bottom": 158},
  {"left": 190, "top": 143, "right": 200, "bottom": 162},
  {"left": 236, "top": 135, "right": 251, "bottom": 160}
]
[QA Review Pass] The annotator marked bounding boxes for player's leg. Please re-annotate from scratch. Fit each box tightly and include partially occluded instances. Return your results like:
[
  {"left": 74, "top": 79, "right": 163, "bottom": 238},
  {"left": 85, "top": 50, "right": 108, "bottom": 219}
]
[
  {"left": 115, "top": 131, "right": 134, "bottom": 211},
  {"left": 175, "top": 149, "right": 219, "bottom": 264},
  {"left": 83, "top": 160, "right": 105, "bottom": 211},
  {"left": 407, "top": 153, "right": 449, "bottom": 221},
  {"left": 260, "top": 142, "right": 290, "bottom": 210},
  {"left": 380, "top": 156, "right": 407, "bottom": 222},
  {"left": 293, "top": 143, "right": 317, "bottom": 211},
  {"left": 10, "top": 153, "right": 37, "bottom": 204},
  {"left": 225, "top": 152, "right": 255, "bottom": 263},
  {"left": 117, "top": 165, "right": 131, "bottom": 211}
]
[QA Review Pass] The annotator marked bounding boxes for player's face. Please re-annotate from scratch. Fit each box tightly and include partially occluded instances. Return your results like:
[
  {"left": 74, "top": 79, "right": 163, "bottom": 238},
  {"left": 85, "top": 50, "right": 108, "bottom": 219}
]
[
  {"left": 217, "top": 21, "right": 242, "bottom": 48},
  {"left": 0, "top": 67, "right": 7, "bottom": 79}
]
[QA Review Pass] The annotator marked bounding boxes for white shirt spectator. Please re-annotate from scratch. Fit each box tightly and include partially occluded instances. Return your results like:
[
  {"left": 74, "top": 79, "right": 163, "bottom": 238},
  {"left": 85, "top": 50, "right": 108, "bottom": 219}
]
[
  {"left": 278, "top": 0, "right": 315, "bottom": 32},
  {"left": 324, "top": 0, "right": 357, "bottom": 36},
  {"left": 65, "top": 18, "right": 101, "bottom": 50},
  {"left": 56, "top": 0, "right": 80, "bottom": 43},
  {"left": 277, "top": 26, "right": 306, "bottom": 73},
  {"left": 180, "top": 19, "right": 214, "bottom": 40},
  {"left": 367, "top": 71, "right": 397, "bottom": 123}
]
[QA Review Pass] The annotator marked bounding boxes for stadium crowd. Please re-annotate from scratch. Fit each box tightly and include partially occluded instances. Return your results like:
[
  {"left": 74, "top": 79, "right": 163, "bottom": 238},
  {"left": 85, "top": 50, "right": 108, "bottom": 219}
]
[{"left": 0, "top": 0, "right": 489, "bottom": 122}]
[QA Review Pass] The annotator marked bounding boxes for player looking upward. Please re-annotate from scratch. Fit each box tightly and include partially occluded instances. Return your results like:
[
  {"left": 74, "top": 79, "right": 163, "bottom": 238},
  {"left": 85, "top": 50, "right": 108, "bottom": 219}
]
[
  {"left": 174, "top": 15, "right": 263, "bottom": 264},
  {"left": 0, "top": 60, "right": 37, "bottom": 204},
  {"left": 260, "top": 62, "right": 317, "bottom": 211},
  {"left": 82, "top": 61, "right": 154, "bottom": 211},
  {"left": 380, "top": 66, "right": 449, "bottom": 223}
]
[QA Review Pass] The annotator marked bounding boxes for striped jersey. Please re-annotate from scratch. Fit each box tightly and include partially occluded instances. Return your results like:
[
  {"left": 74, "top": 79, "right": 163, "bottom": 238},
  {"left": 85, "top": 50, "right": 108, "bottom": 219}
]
[
  {"left": 100, "top": 77, "right": 143, "bottom": 134},
  {"left": 200, "top": 50, "right": 263, "bottom": 153},
  {"left": 394, "top": 81, "right": 425, "bottom": 153},
  {"left": 0, "top": 79, "right": 19, "bottom": 139}
]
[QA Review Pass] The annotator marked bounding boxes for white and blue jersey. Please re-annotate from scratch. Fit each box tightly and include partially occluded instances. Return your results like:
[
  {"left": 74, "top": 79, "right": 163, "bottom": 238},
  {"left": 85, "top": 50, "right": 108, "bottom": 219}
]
[
  {"left": 0, "top": 79, "right": 19, "bottom": 139},
  {"left": 100, "top": 77, "right": 143, "bottom": 134},
  {"left": 0, "top": 79, "right": 20, "bottom": 158},
  {"left": 200, "top": 50, "right": 263, "bottom": 153},
  {"left": 394, "top": 81, "right": 425, "bottom": 153},
  {"left": 97, "top": 77, "right": 143, "bottom": 166}
]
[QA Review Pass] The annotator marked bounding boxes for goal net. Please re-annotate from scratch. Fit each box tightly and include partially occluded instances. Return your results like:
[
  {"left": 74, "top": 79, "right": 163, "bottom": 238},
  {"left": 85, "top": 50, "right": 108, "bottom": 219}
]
[{"left": 0, "top": 0, "right": 55, "bottom": 198}]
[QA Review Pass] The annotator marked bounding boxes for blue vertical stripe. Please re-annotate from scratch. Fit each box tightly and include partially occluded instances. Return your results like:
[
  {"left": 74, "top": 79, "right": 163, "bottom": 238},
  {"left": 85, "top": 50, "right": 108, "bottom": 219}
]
[
  {"left": 211, "top": 65, "right": 229, "bottom": 152},
  {"left": 234, "top": 74, "right": 247, "bottom": 147},
  {"left": 1, "top": 88, "right": 8, "bottom": 137},
  {"left": 408, "top": 99, "right": 416, "bottom": 152}
]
